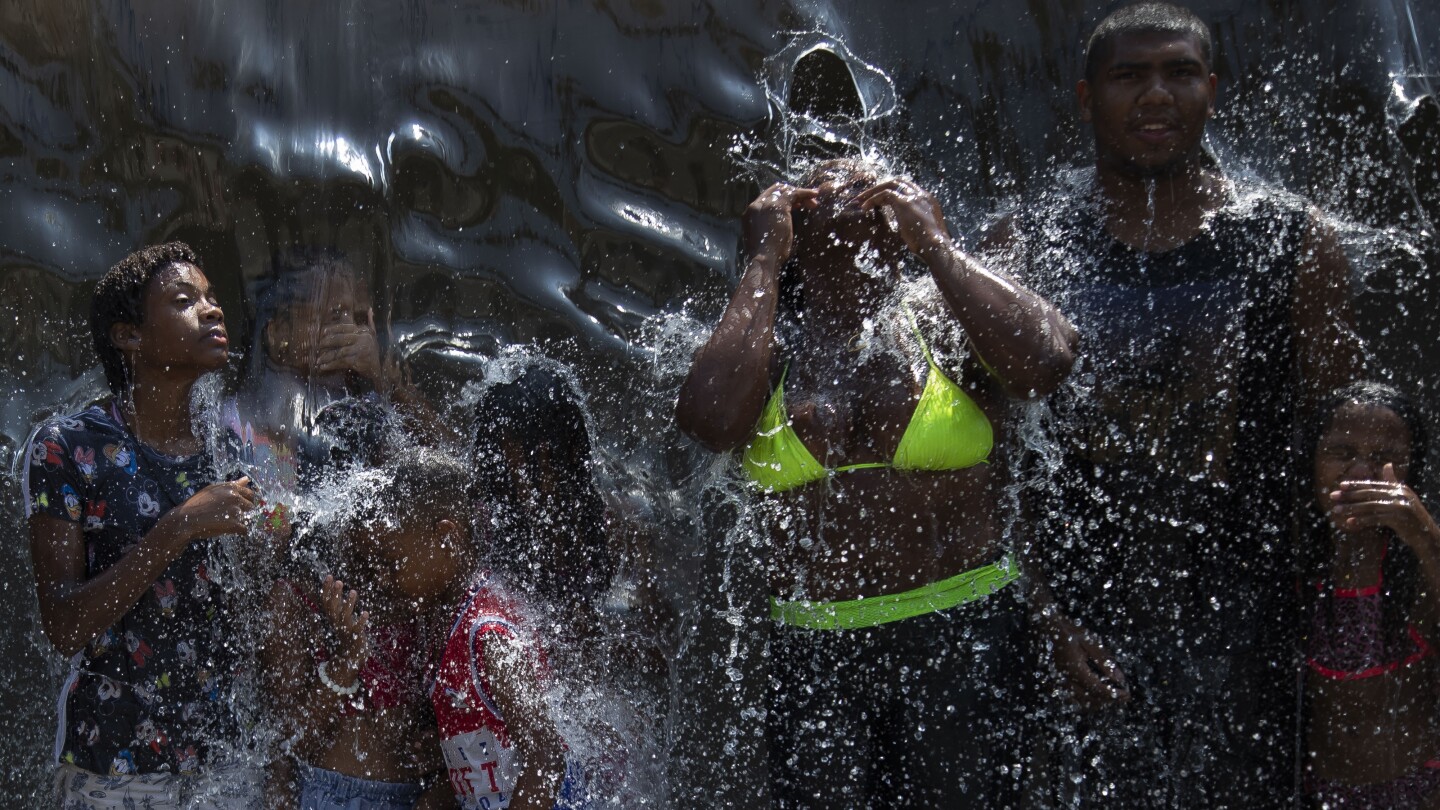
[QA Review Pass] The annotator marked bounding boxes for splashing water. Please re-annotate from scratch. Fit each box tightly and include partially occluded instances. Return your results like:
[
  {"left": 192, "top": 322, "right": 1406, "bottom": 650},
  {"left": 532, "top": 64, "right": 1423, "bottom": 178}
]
[{"left": 1, "top": 2, "right": 1438, "bottom": 806}]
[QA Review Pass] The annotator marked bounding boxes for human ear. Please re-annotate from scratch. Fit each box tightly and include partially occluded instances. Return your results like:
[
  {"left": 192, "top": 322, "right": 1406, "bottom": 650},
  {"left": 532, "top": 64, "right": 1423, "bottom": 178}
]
[
  {"left": 1077, "top": 80, "right": 1092, "bottom": 123},
  {"left": 434, "top": 518, "right": 460, "bottom": 541},
  {"left": 109, "top": 322, "right": 141, "bottom": 352},
  {"left": 1206, "top": 73, "right": 1218, "bottom": 118}
]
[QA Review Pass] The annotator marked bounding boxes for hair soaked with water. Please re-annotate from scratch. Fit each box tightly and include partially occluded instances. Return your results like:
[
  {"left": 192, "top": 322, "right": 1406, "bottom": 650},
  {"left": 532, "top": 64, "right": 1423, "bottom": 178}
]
[
  {"left": 90, "top": 241, "right": 202, "bottom": 397},
  {"left": 1084, "top": 2, "right": 1215, "bottom": 81},
  {"left": 472, "top": 367, "right": 614, "bottom": 602},
  {"left": 380, "top": 449, "right": 472, "bottom": 527}
]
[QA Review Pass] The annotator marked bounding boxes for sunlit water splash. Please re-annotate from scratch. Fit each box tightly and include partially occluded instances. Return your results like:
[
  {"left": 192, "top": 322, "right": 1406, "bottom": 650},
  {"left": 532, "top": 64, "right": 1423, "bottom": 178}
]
[{"left": 0, "top": 1, "right": 1438, "bottom": 804}]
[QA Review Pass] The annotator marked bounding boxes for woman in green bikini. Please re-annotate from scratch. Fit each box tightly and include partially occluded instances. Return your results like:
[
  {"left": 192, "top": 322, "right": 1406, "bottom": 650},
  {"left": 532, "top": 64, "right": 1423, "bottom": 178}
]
[{"left": 676, "top": 158, "right": 1077, "bottom": 806}]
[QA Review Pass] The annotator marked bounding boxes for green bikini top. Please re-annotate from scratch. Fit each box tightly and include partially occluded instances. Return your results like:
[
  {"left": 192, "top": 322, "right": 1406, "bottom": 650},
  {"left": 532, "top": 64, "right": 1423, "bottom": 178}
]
[{"left": 742, "top": 317, "right": 993, "bottom": 493}]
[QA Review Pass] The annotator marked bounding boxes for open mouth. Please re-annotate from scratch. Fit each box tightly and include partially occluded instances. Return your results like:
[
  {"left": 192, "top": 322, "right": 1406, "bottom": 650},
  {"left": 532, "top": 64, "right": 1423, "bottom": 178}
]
[
  {"left": 1133, "top": 121, "right": 1180, "bottom": 144},
  {"left": 205, "top": 328, "right": 229, "bottom": 347}
]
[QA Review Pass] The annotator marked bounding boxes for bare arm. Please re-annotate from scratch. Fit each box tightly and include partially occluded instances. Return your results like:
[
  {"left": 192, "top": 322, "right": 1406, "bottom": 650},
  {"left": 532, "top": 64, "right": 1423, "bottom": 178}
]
[
  {"left": 258, "top": 579, "right": 370, "bottom": 765},
  {"left": 1294, "top": 211, "right": 1363, "bottom": 409},
  {"left": 484, "top": 636, "right": 565, "bottom": 810},
  {"left": 1023, "top": 572, "right": 1130, "bottom": 711},
  {"left": 29, "top": 478, "right": 258, "bottom": 656},
  {"left": 857, "top": 183, "right": 1079, "bottom": 399},
  {"left": 675, "top": 184, "right": 818, "bottom": 451}
]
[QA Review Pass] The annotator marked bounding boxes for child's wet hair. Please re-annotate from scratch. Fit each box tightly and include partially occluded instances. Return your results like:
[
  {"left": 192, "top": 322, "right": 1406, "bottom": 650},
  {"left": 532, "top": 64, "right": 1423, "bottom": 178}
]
[
  {"left": 472, "top": 366, "right": 613, "bottom": 602},
  {"left": 376, "top": 449, "right": 471, "bottom": 529},
  {"left": 309, "top": 450, "right": 469, "bottom": 581},
  {"left": 1310, "top": 381, "right": 1428, "bottom": 489}
]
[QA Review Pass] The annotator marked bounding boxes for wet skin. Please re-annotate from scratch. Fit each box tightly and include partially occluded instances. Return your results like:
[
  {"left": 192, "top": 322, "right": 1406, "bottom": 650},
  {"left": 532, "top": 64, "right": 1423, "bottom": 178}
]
[
  {"left": 1308, "top": 639, "right": 1440, "bottom": 785},
  {"left": 760, "top": 319, "right": 1008, "bottom": 599},
  {"left": 31, "top": 262, "right": 259, "bottom": 657},
  {"left": 131, "top": 263, "right": 232, "bottom": 388},
  {"left": 1005, "top": 30, "right": 1364, "bottom": 712},
  {"left": 678, "top": 163, "right": 1076, "bottom": 602},
  {"left": 761, "top": 462, "right": 1005, "bottom": 599},
  {"left": 1307, "top": 403, "right": 1440, "bottom": 784},
  {"left": 1078, "top": 31, "right": 1226, "bottom": 253},
  {"left": 1080, "top": 31, "right": 1216, "bottom": 179},
  {"left": 261, "top": 518, "right": 469, "bottom": 805}
]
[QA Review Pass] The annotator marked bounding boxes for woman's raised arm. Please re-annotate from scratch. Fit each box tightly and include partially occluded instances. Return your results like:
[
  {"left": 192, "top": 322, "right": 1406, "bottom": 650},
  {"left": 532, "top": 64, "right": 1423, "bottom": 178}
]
[
  {"left": 855, "top": 185, "right": 1078, "bottom": 400},
  {"left": 675, "top": 184, "right": 817, "bottom": 450}
]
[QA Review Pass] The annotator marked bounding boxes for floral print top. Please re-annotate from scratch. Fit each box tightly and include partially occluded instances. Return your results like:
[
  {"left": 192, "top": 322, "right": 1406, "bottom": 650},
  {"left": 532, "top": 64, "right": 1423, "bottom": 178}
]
[{"left": 25, "top": 404, "right": 241, "bottom": 776}]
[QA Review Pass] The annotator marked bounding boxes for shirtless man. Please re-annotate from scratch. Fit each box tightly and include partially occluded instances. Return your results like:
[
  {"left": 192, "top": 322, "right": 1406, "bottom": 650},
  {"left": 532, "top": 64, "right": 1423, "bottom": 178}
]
[{"left": 984, "top": 3, "right": 1361, "bottom": 806}]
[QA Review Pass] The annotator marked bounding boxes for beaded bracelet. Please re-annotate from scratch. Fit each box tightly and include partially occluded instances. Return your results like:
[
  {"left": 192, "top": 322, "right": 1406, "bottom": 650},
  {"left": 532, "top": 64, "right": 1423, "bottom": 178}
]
[{"left": 316, "top": 661, "right": 361, "bottom": 696}]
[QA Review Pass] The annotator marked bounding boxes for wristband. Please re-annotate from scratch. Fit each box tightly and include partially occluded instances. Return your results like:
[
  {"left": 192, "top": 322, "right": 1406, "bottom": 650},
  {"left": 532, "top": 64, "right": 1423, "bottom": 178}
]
[{"left": 316, "top": 661, "right": 361, "bottom": 696}]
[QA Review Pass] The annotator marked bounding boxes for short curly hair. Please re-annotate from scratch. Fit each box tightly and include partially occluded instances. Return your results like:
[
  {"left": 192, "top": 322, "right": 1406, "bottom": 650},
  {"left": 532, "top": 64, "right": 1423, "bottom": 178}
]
[
  {"left": 1084, "top": 2, "right": 1213, "bottom": 82},
  {"left": 90, "top": 241, "right": 201, "bottom": 396}
]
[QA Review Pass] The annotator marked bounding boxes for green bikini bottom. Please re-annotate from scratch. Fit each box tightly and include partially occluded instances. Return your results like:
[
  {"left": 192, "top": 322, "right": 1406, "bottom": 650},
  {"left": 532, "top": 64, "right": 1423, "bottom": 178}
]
[{"left": 770, "top": 553, "right": 1020, "bottom": 631}]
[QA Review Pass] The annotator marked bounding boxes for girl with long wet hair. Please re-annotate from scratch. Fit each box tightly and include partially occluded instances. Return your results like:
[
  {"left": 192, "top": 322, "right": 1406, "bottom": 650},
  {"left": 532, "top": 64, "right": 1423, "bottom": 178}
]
[{"left": 1302, "top": 382, "right": 1440, "bottom": 808}]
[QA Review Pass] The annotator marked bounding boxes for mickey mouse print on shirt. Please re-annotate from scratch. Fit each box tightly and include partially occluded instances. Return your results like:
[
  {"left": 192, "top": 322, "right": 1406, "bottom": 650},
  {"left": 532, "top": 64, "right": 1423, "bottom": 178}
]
[{"left": 24, "top": 404, "right": 242, "bottom": 776}]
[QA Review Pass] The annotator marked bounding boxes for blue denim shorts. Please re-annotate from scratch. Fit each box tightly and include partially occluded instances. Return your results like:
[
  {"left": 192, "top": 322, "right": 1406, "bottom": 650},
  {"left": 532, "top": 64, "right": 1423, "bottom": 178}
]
[{"left": 298, "top": 764, "right": 422, "bottom": 810}]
